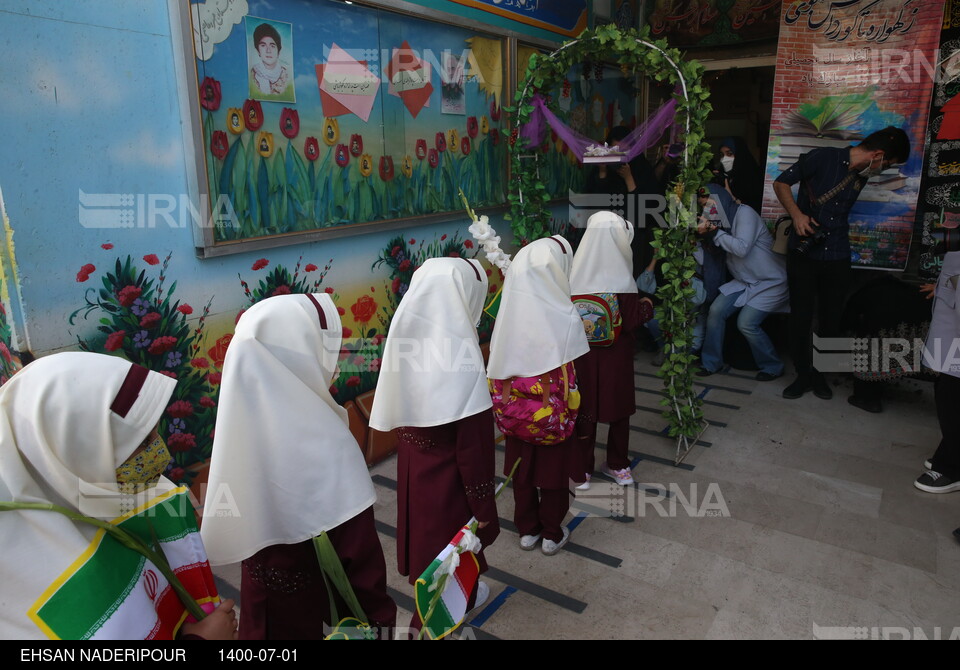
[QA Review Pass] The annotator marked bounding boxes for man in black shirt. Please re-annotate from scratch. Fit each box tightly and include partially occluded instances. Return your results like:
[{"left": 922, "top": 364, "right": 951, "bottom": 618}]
[{"left": 773, "top": 126, "right": 910, "bottom": 400}]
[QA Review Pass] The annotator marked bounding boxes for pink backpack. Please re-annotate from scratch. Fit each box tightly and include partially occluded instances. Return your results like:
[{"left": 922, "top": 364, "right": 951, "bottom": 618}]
[{"left": 488, "top": 362, "right": 580, "bottom": 445}]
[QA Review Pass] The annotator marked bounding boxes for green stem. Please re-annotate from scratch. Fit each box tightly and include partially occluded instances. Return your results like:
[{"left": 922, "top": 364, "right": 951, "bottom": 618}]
[{"left": 0, "top": 501, "right": 206, "bottom": 621}]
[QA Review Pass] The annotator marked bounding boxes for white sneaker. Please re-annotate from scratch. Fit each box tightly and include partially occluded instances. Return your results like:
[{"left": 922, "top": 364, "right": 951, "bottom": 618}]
[
  {"left": 601, "top": 462, "right": 635, "bottom": 486},
  {"left": 519, "top": 533, "right": 541, "bottom": 551},
  {"left": 575, "top": 473, "right": 591, "bottom": 491},
  {"left": 541, "top": 527, "right": 571, "bottom": 556},
  {"left": 468, "top": 581, "right": 490, "bottom": 614}
]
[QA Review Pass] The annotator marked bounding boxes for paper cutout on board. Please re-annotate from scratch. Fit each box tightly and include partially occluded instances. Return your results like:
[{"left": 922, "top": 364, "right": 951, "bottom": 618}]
[
  {"left": 441, "top": 51, "right": 466, "bottom": 115},
  {"left": 466, "top": 36, "right": 503, "bottom": 105},
  {"left": 318, "top": 44, "right": 380, "bottom": 122},
  {"left": 386, "top": 41, "right": 434, "bottom": 119}
]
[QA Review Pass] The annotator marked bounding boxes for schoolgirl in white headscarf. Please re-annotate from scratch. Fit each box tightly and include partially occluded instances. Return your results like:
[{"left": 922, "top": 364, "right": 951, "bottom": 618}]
[{"left": 201, "top": 293, "right": 395, "bottom": 639}]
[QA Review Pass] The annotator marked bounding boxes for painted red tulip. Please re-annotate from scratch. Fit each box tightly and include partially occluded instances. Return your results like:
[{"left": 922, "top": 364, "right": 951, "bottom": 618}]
[
  {"left": 304, "top": 136, "right": 320, "bottom": 161},
  {"left": 199, "top": 76, "right": 221, "bottom": 111},
  {"left": 279, "top": 108, "right": 300, "bottom": 139},
  {"left": 243, "top": 99, "right": 264, "bottom": 131},
  {"left": 379, "top": 156, "right": 395, "bottom": 181},
  {"left": 467, "top": 116, "right": 479, "bottom": 138},
  {"left": 336, "top": 143, "right": 349, "bottom": 167},
  {"left": 491, "top": 100, "right": 501, "bottom": 121},
  {"left": 210, "top": 130, "right": 229, "bottom": 160},
  {"left": 416, "top": 139, "right": 427, "bottom": 160},
  {"left": 435, "top": 131, "right": 447, "bottom": 152},
  {"left": 428, "top": 148, "right": 439, "bottom": 168},
  {"left": 461, "top": 137, "right": 471, "bottom": 155},
  {"left": 490, "top": 128, "right": 500, "bottom": 145},
  {"left": 350, "top": 134, "right": 363, "bottom": 157}
]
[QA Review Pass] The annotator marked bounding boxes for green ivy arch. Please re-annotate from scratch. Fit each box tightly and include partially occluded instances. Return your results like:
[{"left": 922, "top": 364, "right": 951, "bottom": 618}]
[{"left": 508, "top": 24, "right": 712, "bottom": 459}]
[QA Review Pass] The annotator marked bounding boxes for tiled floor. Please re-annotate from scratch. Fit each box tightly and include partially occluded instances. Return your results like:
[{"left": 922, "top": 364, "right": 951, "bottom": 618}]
[{"left": 212, "top": 351, "right": 960, "bottom": 639}]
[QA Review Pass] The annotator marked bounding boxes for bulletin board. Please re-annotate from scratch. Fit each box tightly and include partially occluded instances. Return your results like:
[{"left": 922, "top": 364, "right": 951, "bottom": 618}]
[{"left": 183, "top": 0, "right": 508, "bottom": 256}]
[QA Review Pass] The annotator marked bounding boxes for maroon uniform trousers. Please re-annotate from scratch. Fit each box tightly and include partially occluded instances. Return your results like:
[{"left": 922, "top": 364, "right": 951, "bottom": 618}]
[
  {"left": 574, "top": 292, "right": 642, "bottom": 474},
  {"left": 239, "top": 506, "right": 396, "bottom": 640},
  {"left": 504, "top": 434, "right": 580, "bottom": 543}
]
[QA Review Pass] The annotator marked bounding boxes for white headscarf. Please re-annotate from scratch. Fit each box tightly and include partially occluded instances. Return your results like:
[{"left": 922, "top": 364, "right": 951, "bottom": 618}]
[
  {"left": 486, "top": 235, "right": 590, "bottom": 379},
  {"left": 569, "top": 210, "right": 638, "bottom": 294},
  {"left": 0, "top": 352, "right": 177, "bottom": 638},
  {"left": 200, "top": 293, "right": 375, "bottom": 566},
  {"left": 369, "top": 258, "right": 490, "bottom": 431}
]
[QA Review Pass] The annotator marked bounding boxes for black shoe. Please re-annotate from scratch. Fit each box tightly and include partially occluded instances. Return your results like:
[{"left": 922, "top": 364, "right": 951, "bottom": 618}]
[
  {"left": 847, "top": 395, "right": 881, "bottom": 413},
  {"left": 914, "top": 470, "right": 960, "bottom": 493},
  {"left": 756, "top": 371, "right": 783, "bottom": 382},
  {"left": 812, "top": 371, "right": 832, "bottom": 400},
  {"left": 782, "top": 374, "right": 811, "bottom": 399},
  {"left": 695, "top": 367, "right": 716, "bottom": 377}
]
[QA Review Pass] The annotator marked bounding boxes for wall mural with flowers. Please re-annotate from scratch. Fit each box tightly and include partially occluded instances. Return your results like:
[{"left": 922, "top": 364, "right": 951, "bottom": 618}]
[
  {"left": 193, "top": 0, "right": 507, "bottom": 248},
  {"left": 66, "top": 229, "right": 502, "bottom": 485}
]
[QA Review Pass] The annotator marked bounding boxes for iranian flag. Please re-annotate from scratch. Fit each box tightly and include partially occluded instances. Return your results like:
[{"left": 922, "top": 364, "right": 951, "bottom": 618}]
[
  {"left": 414, "top": 524, "right": 481, "bottom": 640},
  {"left": 28, "top": 487, "right": 219, "bottom": 640}
]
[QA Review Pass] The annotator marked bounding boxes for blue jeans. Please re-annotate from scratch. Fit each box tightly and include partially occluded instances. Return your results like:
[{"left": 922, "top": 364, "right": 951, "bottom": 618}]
[{"left": 700, "top": 291, "right": 783, "bottom": 375}]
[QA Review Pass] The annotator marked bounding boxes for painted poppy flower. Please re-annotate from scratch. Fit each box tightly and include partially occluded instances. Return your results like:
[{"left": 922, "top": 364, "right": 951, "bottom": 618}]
[
  {"left": 461, "top": 137, "right": 471, "bottom": 155},
  {"left": 256, "top": 131, "right": 274, "bottom": 158},
  {"left": 491, "top": 100, "right": 501, "bottom": 121},
  {"left": 351, "top": 296, "right": 378, "bottom": 323},
  {"left": 227, "top": 107, "right": 244, "bottom": 134},
  {"left": 490, "top": 128, "right": 500, "bottom": 145},
  {"left": 279, "top": 108, "right": 300, "bottom": 139},
  {"left": 304, "top": 137, "right": 320, "bottom": 161},
  {"left": 177, "top": 304, "right": 193, "bottom": 315},
  {"left": 305, "top": 263, "right": 318, "bottom": 272},
  {"left": 335, "top": 144, "right": 349, "bottom": 167},
  {"left": 401, "top": 155, "right": 413, "bottom": 178},
  {"left": 467, "top": 116, "right": 479, "bottom": 138},
  {"left": 104, "top": 330, "right": 126, "bottom": 352},
  {"left": 243, "top": 99, "right": 264, "bottom": 131},
  {"left": 428, "top": 148, "right": 439, "bottom": 168},
  {"left": 480, "top": 115, "right": 489, "bottom": 134},
  {"left": 210, "top": 130, "right": 229, "bottom": 160},
  {"left": 464, "top": 239, "right": 474, "bottom": 249},
  {"left": 199, "top": 76, "right": 221, "bottom": 111},
  {"left": 379, "top": 156, "right": 394, "bottom": 181},
  {"left": 350, "top": 134, "right": 363, "bottom": 157},
  {"left": 416, "top": 139, "right": 427, "bottom": 160},
  {"left": 252, "top": 258, "right": 269, "bottom": 271},
  {"left": 448, "top": 129, "right": 459, "bottom": 154},
  {"left": 435, "top": 132, "right": 446, "bottom": 152},
  {"left": 323, "top": 118, "right": 340, "bottom": 146},
  {"left": 359, "top": 153, "right": 373, "bottom": 177},
  {"left": 143, "top": 254, "right": 160, "bottom": 265}
]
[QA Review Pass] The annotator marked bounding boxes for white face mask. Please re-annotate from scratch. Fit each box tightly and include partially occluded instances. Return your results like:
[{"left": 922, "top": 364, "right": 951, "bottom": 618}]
[
  {"left": 859, "top": 154, "right": 884, "bottom": 178},
  {"left": 720, "top": 155, "right": 735, "bottom": 172}
]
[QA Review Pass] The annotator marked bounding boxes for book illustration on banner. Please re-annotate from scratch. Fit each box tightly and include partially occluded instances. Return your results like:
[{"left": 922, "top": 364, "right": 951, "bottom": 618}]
[{"left": 775, "top": 99, "right": 865, "bottom": 171}]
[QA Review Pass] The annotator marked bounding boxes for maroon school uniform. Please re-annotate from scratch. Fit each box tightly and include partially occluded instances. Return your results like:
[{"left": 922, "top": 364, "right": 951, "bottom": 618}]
[
  {"left": 575, "top": 292, "right": 643, "bottom": 472},
  {"left": 238, "top": 506, "right": 396, "bottom": 640},
  {"left": 395, "top": 408, "right": 500, "bottom": 584}
]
